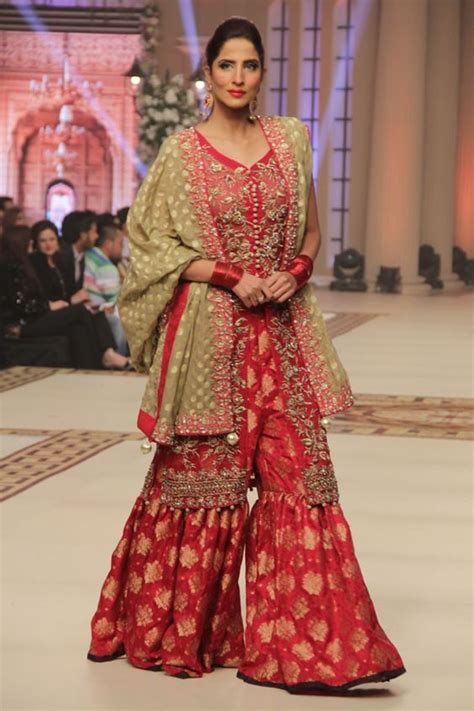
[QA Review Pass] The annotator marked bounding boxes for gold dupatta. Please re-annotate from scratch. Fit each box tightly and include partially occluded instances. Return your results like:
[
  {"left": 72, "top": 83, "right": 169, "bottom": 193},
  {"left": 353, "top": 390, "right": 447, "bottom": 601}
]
[{"left": 119, "top": 116, "right": 353, "bottom": 444}]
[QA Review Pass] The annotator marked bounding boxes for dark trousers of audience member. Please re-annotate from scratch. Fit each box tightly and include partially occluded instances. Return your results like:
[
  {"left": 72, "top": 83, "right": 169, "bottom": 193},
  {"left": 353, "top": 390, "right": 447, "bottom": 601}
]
[{"left": 21, "top": 304, "right": 116, "bottom": 369}]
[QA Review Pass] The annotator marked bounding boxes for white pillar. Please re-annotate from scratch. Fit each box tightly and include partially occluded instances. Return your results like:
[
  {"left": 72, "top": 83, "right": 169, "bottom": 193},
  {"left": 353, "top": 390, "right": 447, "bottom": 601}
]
[
  {"left": 365, "top": 0, "right": 430, "bottom": 293},
  {"left": 454, "top": 0, "right": 474, "bottom": 257},
  {"left": 421, "top": 0, "right": 461, "bottom": 287}
]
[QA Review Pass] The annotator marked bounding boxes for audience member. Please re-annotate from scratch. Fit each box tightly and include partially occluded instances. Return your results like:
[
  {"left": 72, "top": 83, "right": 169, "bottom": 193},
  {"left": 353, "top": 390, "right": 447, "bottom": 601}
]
[
  {"left": 84, "top": 223, "right": 128, "bottom": 355},
  {"left": 3, "top": 207, "right": 27, "bottom": 231},
  {"left": 0, "top": 225, "right": 130, "bottom": 369},
  {"left": 31, "top": 219, "right": 89, "bottom": 305},
  {"left": 0, "top": 197, "right": 14, "bottom": 212},
  {"left": 96, "top": 212, "right": 121, "bottom": 232},
  {"left": 116, "top": 207, "right": 129, "bottom": 228},
  {"left": 0, "top": 197, "right": 14, "bottom": 238},
  {"left": 60, "top": 210, "right": 98, "bottom": 294},
  {"left": 116, "top": 206, "right": 130, "bottom": 266}
]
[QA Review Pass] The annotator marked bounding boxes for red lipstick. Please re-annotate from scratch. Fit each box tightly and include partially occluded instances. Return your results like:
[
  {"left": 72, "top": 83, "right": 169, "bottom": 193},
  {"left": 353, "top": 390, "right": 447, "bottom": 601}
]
[{"left": 228, "top": 90, "right": 245, "bottom": 97}]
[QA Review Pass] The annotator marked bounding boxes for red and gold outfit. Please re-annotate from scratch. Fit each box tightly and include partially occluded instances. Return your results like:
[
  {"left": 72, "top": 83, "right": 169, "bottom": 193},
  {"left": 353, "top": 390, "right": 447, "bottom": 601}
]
[{"left": 88, "top": 118, "right": 406, "bottom": 693}]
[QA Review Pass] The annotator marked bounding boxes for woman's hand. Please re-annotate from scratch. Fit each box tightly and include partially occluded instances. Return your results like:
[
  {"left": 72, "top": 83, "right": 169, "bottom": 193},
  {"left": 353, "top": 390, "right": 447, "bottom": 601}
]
[
  {"left": 232, "top": 272, "right": 275, "bottom": 309},
  {"left": 49, "top": 300, "right": 69, "bottom": 311},
  {"left": 70, "top": 289, "right": 89, "bottom": 304},
  {"left": 264, "top": 271, "right": 298, "bottom": 303}
]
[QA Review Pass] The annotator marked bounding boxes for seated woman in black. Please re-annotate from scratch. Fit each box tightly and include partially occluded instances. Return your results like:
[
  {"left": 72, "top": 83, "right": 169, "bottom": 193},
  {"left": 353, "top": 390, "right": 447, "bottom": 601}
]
[
  {"left": 30, "top": 220, "right": 88, "bottom": 304},
  {"left": 0, "top": 225, "right": 129, "bottom": 369}
]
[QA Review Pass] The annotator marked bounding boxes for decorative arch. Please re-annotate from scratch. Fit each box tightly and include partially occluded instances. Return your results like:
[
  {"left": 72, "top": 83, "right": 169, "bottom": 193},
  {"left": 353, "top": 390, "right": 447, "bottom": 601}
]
[{"left": 10, "top": 106, "right": 114, "bottom": 224}]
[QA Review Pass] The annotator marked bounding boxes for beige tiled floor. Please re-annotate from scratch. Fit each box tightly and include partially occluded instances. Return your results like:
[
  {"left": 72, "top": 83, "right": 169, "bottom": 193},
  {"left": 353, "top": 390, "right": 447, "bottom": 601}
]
[{"left": 1, "top": 289, "right": 473, "bottom": 711}]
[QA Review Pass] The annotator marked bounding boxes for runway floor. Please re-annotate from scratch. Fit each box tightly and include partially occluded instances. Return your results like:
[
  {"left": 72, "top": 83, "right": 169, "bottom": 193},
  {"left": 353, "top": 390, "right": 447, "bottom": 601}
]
[{"left": 1, "top": 288, "right": 473, "bottom": 711}]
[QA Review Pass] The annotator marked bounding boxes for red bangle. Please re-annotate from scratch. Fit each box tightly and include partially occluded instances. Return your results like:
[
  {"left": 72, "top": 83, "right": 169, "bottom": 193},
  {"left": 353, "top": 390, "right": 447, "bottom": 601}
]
[
  {"left": 286, "top": 255, "right": 314, "bottom": 288},
  {"left": 209, "top": 261, "right": 244, "bottom": 289}
]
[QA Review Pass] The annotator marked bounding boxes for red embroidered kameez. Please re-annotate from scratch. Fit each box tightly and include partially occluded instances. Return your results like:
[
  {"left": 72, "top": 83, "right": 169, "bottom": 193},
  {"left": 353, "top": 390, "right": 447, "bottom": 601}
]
[{"left": 88, "top": 129, "right": 406, "bottom": 693}]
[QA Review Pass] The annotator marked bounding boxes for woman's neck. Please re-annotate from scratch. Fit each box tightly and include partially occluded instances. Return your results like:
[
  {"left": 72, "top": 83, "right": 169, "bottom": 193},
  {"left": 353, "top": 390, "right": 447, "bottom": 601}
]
[{"left": 202, "top": 103, "right": 257, "bottom": 140}]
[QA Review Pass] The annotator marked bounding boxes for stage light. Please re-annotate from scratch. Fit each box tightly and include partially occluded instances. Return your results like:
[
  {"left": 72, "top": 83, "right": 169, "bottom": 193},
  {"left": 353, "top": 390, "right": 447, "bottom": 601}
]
[
  {"left": 375, "top": 267, "right": 401, "bottom": 294},
  {"left": 419, "top": 245, "right": 443, "bottom": 289},
  {"left": 330, "top": 248, "right": 367, "bottom": 291}
]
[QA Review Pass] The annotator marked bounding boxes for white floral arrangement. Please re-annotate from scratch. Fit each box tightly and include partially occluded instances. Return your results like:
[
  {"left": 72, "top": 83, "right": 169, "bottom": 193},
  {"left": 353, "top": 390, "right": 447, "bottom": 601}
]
[
  {"left": 136, "top": 0, "right": 201, "bottom": 166},
  {"left": 137, "top": 73, "right": 201, "bottom": 166}
]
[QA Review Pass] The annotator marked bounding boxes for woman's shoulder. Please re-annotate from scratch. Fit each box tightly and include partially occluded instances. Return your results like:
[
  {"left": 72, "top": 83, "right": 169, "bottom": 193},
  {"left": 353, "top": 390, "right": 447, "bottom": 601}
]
[
  {"left": 29, "top": 251, "right": 53, "bottom": 279},
  {"left": 29, "top": 251, "right": 47, "bottom": 268},
  {"left": 264, "top": 115, "right": 306, "bottom": 130},
  {"left": 261, "top": 115, "right": 310, "bottom": 146}
]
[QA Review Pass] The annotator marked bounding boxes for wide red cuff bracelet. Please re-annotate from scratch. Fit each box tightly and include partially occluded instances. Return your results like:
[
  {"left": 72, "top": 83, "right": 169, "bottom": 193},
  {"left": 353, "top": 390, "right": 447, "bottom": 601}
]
[
  {"left": 286, "top": 255, "right": 314, "bottom": 288},
  {"left": 209, "top": 261, "right": 244, "bottom": 289}
]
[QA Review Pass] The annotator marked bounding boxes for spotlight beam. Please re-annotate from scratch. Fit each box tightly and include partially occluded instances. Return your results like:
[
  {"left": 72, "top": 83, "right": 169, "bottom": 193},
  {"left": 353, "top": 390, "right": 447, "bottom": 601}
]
[
  {"left": 315, "top": 0, "right": 371, "bottom": 177},
  {"left": 178, "top": 0, "right": 201, "bottom": 71}
]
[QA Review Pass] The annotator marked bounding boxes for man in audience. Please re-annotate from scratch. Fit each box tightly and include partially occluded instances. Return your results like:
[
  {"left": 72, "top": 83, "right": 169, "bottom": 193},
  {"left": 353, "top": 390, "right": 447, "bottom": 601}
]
[
  {"left": 0, "top": 196, "right": 15, "bottom": 236},
  {"left": 116, "top": 206, "right": 130, "bottom": 270},
  {"left": 0, "top": 197, "right": 17, "bottom": 240},
  {"left": 0, "top": 196, "right": 14, "bottom": 214},
  {"left": 60, "top": 210, "right": 98, "bottom": 295},
  {"left": 96, "top": 212, "right": 121, "bottom": 233},
  {"left": 84, "top": 223, "right": 128, "bottom": 355},
  {"left": 3, "top": 207, "right": 27, "bottom": 231}
]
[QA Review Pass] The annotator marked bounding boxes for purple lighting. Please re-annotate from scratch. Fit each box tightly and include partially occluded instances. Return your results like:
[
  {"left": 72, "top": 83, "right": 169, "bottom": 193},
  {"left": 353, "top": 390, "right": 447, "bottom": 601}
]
[
  {"left": 178, "top": 0, "right": 201, "bottom": 71},
  {"left": 316, "top": 0, "right": 371, "bottom": 173}
]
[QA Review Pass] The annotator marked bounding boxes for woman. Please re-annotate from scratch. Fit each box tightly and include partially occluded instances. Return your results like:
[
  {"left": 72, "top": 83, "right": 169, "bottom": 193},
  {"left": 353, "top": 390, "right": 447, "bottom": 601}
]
[
  {"left": 0, "top": 225, "right": 129, "bottom": 369},
  {"left": 88, "top": 17, "right": 406, "bottom": 693},
  {"left": 30, "top": 220, "right": 89, "bottom": 305}
]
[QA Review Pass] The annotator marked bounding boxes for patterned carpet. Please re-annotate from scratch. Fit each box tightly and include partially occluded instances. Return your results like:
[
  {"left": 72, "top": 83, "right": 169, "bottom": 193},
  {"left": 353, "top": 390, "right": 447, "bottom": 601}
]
[
  {"left": 324, "top": 311, "right": 380, "bottom": 338},
  {"left": 1, "top": 391, "right": 472, "bottom": 501},
  {"left": 0, "top": 364, "right": 143, "bottom": 393},
  {"left": 330, "top": 393, "right": 473, "bottom": 440},
  {"left": 0, "top": 366, "right": 61, "bottom": 393},
  {"left": 0, "top": 429, "right": 142, "bottom": 502}
]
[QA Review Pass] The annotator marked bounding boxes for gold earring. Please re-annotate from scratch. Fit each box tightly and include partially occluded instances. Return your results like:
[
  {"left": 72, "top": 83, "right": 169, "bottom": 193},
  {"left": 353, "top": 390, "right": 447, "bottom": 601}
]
[
  {"left": 200, "top": 85, "right": 213, "bottom": 120},
  {"left": 248, "top": 95, "right": 258, "bottom": 122}
]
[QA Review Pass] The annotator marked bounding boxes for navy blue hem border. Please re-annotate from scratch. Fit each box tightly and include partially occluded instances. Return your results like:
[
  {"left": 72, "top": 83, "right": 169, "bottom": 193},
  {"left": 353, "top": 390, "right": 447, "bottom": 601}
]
[
  {"left": 236, "top": 666, "right": 407, "bottom": 694},
  {"left": 87, "top": 646, "right": 125, "bottom": 663}
]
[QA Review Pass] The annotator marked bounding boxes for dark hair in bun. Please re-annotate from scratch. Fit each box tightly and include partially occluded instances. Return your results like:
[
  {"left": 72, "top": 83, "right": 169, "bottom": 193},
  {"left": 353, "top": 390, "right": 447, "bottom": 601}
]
[{"left": 206, "top": 17, "right": 265, "bottom": 70}]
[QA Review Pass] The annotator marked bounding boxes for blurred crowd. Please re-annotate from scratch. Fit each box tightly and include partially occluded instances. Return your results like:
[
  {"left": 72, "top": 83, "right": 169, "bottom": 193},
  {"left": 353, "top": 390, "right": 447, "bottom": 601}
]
[{"left": 0, "top": 196, "right": 133, "bottom": 370}]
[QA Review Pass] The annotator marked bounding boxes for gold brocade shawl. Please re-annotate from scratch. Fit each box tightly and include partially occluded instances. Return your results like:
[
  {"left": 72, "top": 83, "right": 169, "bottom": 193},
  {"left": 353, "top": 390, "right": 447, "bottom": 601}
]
[{"left": 119, "top": 116, "right": 354, "bottom": 444}]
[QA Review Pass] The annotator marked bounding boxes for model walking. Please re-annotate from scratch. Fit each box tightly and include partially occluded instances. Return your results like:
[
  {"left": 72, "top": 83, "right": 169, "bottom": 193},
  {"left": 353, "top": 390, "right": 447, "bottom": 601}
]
[{"left": 87, "top": 17, "right": 406, "bottom": 693}]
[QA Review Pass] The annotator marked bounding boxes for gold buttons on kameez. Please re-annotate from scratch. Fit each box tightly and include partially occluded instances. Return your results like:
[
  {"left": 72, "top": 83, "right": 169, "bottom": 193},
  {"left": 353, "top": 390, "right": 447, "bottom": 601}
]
[{"left": 225, "top": 431, "right": 239, "bottom": 446}]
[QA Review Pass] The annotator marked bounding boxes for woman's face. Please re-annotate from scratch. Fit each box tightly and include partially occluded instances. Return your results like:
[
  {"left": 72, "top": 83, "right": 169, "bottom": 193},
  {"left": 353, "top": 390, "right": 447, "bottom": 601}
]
[
  {"left": 37, "top": 228, "right": 59, "bottom": 257},
  {"left": 205, "top": 38, "right": 264, "bottom": 112}
]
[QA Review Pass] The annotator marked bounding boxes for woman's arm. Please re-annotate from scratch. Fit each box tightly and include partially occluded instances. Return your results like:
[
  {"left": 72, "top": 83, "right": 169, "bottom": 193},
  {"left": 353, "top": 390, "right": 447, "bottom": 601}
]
[
  {"left": 180, "top": 258, "right": 216, "bottom": 282},
  {"left": 180, "top": 258, "right": 275, "bottom": 308},
  {"left": 299, "top": 180, "right": 322, "bottom": 261},
  {"left": 264, "top": 181, "right": 322, "bottom": 302}
]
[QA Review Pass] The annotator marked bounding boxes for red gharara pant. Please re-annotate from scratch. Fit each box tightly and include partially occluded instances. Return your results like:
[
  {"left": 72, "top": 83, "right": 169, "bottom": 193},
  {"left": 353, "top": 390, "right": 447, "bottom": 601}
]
[{"left": 88, "top": 302, "right": 406, "bottom": 693}]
